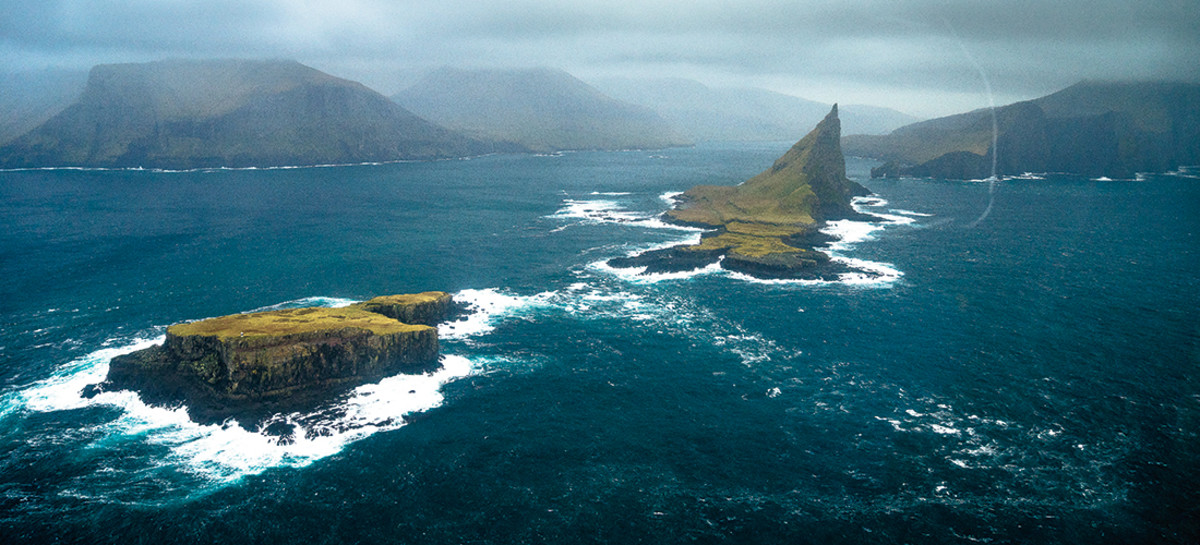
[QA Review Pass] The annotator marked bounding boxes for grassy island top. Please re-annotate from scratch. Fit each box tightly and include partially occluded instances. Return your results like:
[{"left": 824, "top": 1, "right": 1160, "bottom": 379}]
[
  {"left": 167, "top": 307, "right": 429, "bottom": 339},
  {"left": 659, "top": 105, "right": 863, "bottom": 260},
  {"left": 356, "top": 292, "right": 448, "bottom": 306}
]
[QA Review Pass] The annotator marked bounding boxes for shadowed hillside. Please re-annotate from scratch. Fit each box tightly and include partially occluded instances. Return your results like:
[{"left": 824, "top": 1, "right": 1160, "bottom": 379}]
[
  {"left": 393, "top": 67, "right": 690, "bottom": 152},
  {"left": 591, "top": 77, "right": 919, "bottom": 141},
  {"left": 0, "top": 69, "right": 88, "bottom": 146},
  {"left": 845, "top": 81, "right": 1200, "bottom": 179},
  {"left": 0, "top": 59, "right": 490, "bottom": 169}
]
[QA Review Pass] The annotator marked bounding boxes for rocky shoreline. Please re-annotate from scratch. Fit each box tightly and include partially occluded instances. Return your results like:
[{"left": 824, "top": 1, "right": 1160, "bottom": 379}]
[
  {"left": 607, "top": 105, "right": 873, "bottom": 279},
  {"left": 97, "top": 292, "right": 454, "bottom": 423}
]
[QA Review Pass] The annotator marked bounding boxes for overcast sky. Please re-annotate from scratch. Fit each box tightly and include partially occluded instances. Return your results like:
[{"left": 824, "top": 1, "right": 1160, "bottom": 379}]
[{"left": 2, "top": 0, "right": 1197, "bottom": 118}]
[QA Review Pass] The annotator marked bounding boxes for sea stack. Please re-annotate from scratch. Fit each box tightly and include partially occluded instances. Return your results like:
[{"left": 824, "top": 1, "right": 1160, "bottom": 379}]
[
  {"left": 103, "top": 292, "right": 454, "bottom": 422},
  {"left": 609, "top": 105, "right": 871, "bottom": 279}
]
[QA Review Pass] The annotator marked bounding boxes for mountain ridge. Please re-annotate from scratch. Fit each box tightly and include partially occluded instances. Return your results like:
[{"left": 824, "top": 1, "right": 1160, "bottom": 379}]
[
  {"left": 393, "top": 67, "right": 690, "bottom": 152},
  {"left": 845, "top": 80, "right": 1200, "bottom": 179},
  {"left": 590, "top": 76, "right": 920, "bottom": 140},
  {"left": 0, "top": 59, "right": 490, "bottom": 169}
]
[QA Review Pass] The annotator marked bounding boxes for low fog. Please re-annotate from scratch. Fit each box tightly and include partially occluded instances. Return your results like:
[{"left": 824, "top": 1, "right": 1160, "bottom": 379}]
[{"left": 2, "top": 0, "right": 1198, "bottom": 118}]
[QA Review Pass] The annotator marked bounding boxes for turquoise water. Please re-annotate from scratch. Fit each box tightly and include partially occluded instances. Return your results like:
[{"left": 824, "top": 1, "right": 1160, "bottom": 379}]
[{"left": 1, "top": 144, "right": 1197, "bottom": 543}]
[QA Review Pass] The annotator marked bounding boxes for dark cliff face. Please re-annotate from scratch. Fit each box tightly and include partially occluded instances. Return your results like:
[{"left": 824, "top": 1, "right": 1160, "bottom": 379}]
[
  {"left": 849, "top": 81, "right": 1200, "bottom": 179},
  {"left": 0, "top": 59, "right": 488, "bottom": 169},
  {"left": 101, "top": 293, "right": 453, "bottom": 424}
]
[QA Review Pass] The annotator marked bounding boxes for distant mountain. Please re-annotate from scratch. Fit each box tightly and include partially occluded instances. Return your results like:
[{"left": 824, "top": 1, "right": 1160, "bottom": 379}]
[
  {"left": 0, "top": 59, "right": 489, "bottom": 169},
  {"left": 0, "top": 68, "right": 88, "bottom": 145},
  {"left": 392, "top": 67, "right": 689, "bottom": 152},
  {"left": 590, "top": 77, "right": 919, "bottom": 141},
  {"left": 844, "top": 81, "right": 1200, "bottom": 179}
]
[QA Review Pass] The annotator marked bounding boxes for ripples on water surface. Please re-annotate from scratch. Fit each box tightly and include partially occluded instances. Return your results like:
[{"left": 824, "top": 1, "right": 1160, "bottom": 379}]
[{"left": 1, "top": 145, "right": 1197, "bottom": 543}]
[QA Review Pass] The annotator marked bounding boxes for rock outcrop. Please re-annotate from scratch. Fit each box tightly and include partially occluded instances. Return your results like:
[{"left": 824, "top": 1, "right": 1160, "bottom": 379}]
[
  {"left": 609, "top": 105, "right": 871, "bottom": 279},
  {"left": 103, "top": 292, "right": 452, "bottom": 422},
  {"left": 350, "top": 292, "right": 454, "bottom": 326}
]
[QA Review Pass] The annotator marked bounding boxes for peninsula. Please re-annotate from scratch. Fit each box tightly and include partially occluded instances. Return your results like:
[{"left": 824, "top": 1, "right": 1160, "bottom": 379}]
[
  {"left": 609, "top": 105, "right": 871, "bottom": 279},
  {"left": 102, "top": 292, "right": 454, "bottom": 422},
  {"left": 844, "top": 80, "right": 1200, "bottom": 179}
]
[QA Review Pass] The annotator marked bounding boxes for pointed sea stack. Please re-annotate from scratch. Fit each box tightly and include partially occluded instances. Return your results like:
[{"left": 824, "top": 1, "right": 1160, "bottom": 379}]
[
  {"left": 102, "top": 292, "right": 454, "bottom": 423},
  {"left": 609, "top": 105, "right": 871, "bottom": 279}
]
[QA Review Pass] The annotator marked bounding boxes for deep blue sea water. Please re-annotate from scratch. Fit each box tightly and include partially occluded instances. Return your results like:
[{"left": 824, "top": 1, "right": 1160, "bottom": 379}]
[{"left": 1, "top": 143, "right": 1197, "bottom": 544}]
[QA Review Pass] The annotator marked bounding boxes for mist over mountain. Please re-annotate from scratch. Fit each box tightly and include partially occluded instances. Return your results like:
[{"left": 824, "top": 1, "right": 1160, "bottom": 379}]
[
  {"left": 845, "top": 81, "right": 1200, "bottom": 179},
  {"left": 392, "top": 67, "right": 690, "bottom": 153},
  {"left": 590, "top": 77, "right": 919, "bottom": 142},
  {"left": 0, "top": 68, "right": 88, "bottom": 145},
  {"left": 0, "top": 59, "right": 489, "bottom": 169}
]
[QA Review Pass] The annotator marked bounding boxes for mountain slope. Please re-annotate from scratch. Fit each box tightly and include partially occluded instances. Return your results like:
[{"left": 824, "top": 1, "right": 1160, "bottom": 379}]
[
  {"left": 845, "top": 81, "right": 1200, "bottom": 179},
  {"left": 591, "top": 77, "right": 919, "bottom": 140},
  {"left": 392, "top": 67, "right": 689, "bottom": 152},
  {"left": 0, "top": 59, "right": 488, "bottom": 169},
  {"left": 0, "top": 68, "right": 88, "bottom": 145}
]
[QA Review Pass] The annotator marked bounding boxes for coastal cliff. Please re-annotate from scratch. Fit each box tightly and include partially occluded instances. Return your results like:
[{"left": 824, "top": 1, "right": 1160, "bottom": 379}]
[
  {"left": 104, "top": 292, "right": 453, "bottom": 421},
  {"left": 0, "top": 60, "right": 488, "bottom": 169},
  {"left": 350, "top": 292, "right": 454, "bottom": 326},
  {"left": 844, "top": 81, "right": 1200, "bottom": 179},
  {"left": 609, "top": 105, "right": 871, "bottom": 279}
]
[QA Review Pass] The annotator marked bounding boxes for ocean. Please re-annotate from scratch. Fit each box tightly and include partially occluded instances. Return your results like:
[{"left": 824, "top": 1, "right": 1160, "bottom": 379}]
[{"left": 1, "top": 143, "right": 1197, "bottom": 543}]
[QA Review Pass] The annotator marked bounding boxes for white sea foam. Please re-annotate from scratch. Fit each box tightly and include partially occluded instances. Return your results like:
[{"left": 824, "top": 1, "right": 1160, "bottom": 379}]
[
  {"left": 4, "top": 293, "right": 498, "bottom": 485},
  {"left": 12, "top": 337, "right": 481, "bottom": 483},
  {"left": 586, "top": 191, "right": 917, "bottom": 288},
  {"left": 547, "top": 196, "right": 704, "bottom": 232},
  {"left": 591, "top": 257, "right": 725, "bottom": 284},
  {"left": 441, "top": 288, "right": 559, "bottom": 339},
  {"left": 890, "top": 209, "right": 934, "bottom": 217},
  {"left": 1166, "top": 166, "right": 1200, "bottom": 179},
  {"left": 250, "top": 296, "right": 357, "bottom": 312}
]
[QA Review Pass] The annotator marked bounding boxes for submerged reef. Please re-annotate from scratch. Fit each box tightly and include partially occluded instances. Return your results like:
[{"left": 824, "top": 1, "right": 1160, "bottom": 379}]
[
  {"left": 609, "top": 105, "right": 871, "bottom": 279},
  {"left": 102, "top": 292, "right": 454, "bottom": 422}
]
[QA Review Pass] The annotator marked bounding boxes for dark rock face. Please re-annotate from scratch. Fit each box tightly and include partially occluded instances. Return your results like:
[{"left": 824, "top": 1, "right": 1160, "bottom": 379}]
[
  {"left": 351, "top": 292, "right": 454, "bottom": 326},
  {"left": 0, "top": 59, "right": 489, "bottom": 169},
  {"left": 103, "top": 294, "right": 451, "bottom": 422},
  {"left": 606, "top": 247, "right": 726, "bottom": 275}
]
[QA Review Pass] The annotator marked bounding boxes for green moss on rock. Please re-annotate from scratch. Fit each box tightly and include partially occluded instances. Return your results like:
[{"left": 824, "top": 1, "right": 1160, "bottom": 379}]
[
  {"left": 350, "top": 291, "right": 453, "bottom": 326},
  {"left": 632, "top": 106, "right": 868, "bottom": 276},
  {"left": 105, "top": 293, "right": 453, "bottom": 422}
]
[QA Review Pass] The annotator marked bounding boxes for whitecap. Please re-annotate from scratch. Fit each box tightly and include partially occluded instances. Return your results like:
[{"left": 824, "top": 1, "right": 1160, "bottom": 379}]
[
  {"left": 589, "top": 257, "right": 724, "bottom": 284},
  {"left": 547, "top": 197, "right": 704, "bottom": 232},
  {"left": 890, "top": 209, "right": 934, "bottom": 217},
  {"left": 440, "top": 288, "right": 558, "bottom": 339},
  {"left": 250, "top": 296, "right": 357, "bottom": 313},
  {"left": 10, "top": 336, "right": 480, "bottom": 484}
]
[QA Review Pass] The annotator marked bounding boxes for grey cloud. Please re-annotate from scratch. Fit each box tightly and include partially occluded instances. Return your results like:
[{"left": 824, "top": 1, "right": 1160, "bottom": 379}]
[{"left": 1, "top": 0, "right": 1197, "bottom": 117}]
